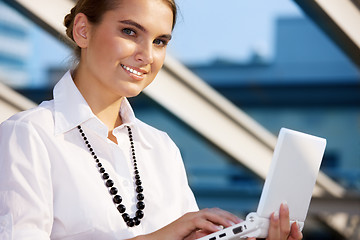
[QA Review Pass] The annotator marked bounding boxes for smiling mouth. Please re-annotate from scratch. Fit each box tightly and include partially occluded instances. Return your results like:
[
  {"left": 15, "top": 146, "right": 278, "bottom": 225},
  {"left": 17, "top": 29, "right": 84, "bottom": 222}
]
[{"left": 121, "top": 64, "right": 144, "bottom": 76}]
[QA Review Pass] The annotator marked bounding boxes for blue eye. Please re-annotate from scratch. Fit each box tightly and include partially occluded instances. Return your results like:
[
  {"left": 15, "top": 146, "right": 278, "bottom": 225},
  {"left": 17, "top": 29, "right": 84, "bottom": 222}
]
[{"left": 122, "top": 28, "right": 135, "bottom": 36}]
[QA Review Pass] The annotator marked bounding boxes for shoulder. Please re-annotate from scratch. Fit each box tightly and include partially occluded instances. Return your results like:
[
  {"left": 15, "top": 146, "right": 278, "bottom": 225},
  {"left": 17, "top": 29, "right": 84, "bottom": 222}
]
[
  {"left": 135, "top": 118, "right": 178, "bottom": 149},
  {"left": 0, "top": 100, "right": 55, "bottom": 133}
]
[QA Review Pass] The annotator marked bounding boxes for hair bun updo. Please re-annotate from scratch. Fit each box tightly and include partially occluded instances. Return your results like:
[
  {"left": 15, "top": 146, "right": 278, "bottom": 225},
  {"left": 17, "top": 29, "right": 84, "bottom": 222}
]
[{"left": 64, "top": 6, "right": 77, "bottom": 41}]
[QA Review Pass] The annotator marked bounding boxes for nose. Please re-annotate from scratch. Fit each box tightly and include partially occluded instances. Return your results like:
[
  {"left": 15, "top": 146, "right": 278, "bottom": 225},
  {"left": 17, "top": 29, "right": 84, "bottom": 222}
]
[{"left": 135, "top": 41, "right": 154, "bottom": 65}]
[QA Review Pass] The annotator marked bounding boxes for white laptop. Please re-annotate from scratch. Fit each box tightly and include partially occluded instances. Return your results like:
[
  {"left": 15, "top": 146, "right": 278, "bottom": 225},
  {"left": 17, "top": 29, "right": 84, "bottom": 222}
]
[{"left": 197, "top": 128, "right": 327, "bottom": 240}]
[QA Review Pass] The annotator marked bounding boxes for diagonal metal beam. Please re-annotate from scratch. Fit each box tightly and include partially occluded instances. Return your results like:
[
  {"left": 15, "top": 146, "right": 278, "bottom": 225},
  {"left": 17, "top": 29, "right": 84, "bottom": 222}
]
[
  {"left": 293, "top": 0, "right": 360, "bottom": 67},
  {"left": 0, "top": 80, "right": 36, "bottom": 123},
  {"left": 149, "top": 54, "right": 346, "bottom": 198},
  {"left": 2, "top": 0, "right": 75, "bottom": 46}
]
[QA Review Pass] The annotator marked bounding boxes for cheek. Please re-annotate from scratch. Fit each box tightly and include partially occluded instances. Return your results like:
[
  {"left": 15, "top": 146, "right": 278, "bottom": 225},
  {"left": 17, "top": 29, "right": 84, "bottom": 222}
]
[
  {"left": 152, "top": 50, "right": 166, "bottom": 72},
  {"left": 112, "top": 39, "right": 137, "bottom": 59},
  {"left": 95, "top": 38, "right": 136, "bottom": 63}
]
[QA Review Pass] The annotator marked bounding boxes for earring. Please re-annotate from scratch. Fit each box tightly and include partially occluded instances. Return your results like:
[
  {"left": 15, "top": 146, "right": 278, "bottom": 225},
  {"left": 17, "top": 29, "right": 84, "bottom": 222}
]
[{"left": 80, "top": 23, "right": 86, "bottom": 38}]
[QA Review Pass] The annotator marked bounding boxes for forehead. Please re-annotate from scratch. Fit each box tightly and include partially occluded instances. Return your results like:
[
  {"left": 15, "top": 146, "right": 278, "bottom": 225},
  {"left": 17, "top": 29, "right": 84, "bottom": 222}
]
[{"left": 104, "top": 0, "right": 173, "bottom": 34}]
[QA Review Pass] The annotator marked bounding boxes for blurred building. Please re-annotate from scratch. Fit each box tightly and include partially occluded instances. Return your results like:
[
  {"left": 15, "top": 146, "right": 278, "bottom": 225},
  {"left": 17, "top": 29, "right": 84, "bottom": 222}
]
[
  {"left": 0, "top": 1, "right": 71, "bottom": 89},
  {"left": 186, "top": 17, "right": 360, "bottom": 192},
  {"left": 0, "top": 1, "right": 30, "bottom": 87}
]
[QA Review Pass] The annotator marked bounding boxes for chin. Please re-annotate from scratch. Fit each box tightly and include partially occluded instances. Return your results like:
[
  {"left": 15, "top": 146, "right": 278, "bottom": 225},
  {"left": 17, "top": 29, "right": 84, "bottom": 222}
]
[
  {"left": 115, "top": 82, "right": 151, "bottom": 98},
  {"left": 122, "top": 89, "right": 144, "bottom": 98}
]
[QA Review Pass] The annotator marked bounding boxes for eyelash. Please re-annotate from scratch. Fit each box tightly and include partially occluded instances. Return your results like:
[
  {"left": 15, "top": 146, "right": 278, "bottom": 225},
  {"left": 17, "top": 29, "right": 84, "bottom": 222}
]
[
  {"left": 122, "top": 28, "right": 136, "bottom": 36},
  {"left": 153, "top": 39, "right": 168, "bottom": 47},
  {"left": 121, "top": 28, "right": 169, "bottom": 47}
]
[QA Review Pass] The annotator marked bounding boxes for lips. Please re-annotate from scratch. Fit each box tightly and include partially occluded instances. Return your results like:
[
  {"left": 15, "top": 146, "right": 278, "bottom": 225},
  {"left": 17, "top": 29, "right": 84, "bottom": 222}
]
[{"left": 120, "top": 64, "right": 145, "bottom": 76}]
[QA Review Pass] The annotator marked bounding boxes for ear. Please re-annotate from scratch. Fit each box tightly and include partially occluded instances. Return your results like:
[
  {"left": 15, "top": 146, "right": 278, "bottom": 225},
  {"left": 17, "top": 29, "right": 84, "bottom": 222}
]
[{"left": 73, "top": 13, "right": 90, "bottom": 48}]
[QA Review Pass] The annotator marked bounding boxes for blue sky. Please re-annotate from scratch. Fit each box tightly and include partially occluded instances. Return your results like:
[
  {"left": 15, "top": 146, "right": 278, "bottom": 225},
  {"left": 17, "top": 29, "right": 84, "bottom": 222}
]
[{"left": 167, "top": 0, "right": 303, "bottom": 64}]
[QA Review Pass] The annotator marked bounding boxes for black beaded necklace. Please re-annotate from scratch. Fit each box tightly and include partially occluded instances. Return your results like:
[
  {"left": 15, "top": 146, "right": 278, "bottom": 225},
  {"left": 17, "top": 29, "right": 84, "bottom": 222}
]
[{"left": 77, "top": 125, "right": 145, "bottom": 227}]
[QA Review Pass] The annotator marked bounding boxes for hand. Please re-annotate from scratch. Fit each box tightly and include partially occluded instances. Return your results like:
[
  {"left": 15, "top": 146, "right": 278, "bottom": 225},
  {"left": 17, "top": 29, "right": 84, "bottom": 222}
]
[
  {"left": 143, "top": 208, "right": 242, "bottom": 240},
  {"left": 248, "top": 203, "right": 303, "bottom": 240}
]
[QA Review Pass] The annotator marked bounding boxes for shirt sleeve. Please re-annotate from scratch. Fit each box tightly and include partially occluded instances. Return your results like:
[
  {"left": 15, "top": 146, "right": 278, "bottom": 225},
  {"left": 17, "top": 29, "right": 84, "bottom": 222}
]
[{"left": 0, "top": 120, "right": 53, "bottom": 240}]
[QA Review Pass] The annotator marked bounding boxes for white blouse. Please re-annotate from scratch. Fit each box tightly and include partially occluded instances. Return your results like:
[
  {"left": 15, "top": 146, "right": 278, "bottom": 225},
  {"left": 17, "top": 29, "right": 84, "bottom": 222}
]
[{"left": 0, "top": 71, "right": 198, "bottom": 240}]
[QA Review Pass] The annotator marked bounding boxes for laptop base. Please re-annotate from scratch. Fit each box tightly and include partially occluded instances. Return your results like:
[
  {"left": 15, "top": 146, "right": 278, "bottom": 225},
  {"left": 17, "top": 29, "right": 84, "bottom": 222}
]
[{"left": 197, "top": 212, "right": 303, "bottom": 240}]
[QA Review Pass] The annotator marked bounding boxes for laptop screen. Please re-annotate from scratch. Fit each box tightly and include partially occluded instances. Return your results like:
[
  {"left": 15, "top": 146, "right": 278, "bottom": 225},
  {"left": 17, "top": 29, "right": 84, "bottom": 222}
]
[{"left": 256, "top": 128, "right": 326, "bottom": 222}]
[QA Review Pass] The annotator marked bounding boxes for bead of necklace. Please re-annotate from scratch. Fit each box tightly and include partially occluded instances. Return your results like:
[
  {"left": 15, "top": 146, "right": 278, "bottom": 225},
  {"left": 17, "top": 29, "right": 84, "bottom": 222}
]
[{"left": 77, "top": 125, "right": 145, "bottom": 227}]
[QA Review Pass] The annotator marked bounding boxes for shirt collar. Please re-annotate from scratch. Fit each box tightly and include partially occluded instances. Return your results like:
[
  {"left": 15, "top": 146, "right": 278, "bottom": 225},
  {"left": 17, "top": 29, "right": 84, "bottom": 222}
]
[
  {"left": 53, "top": 71, "right": 152, "bottom": 149},
  {"left": 114, "top": 98, "right": 153, "bottom": 149},
  {"left": 53, "top": 70, "right": 106, "bottom": 136},
  {"left": 118, "top": 98, "right": 136, "bottom": 127}
]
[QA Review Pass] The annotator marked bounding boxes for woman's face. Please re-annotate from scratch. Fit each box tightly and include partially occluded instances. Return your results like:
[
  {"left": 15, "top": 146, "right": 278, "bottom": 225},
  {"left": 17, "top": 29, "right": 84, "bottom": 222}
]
[{"left": 79, "top": 0, "right": 173, "bottom": 99}]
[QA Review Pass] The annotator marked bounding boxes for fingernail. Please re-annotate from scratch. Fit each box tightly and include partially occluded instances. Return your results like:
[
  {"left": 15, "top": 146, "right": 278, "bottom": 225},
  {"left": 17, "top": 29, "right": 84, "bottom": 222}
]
[
  {"left": 282, "top": 201, "right": 289, "bottom": 211},
  {"left": 228, "top": 220, "right": 236, "bottom": 226},
  {"left": 216, "top": 225, "right": 224, "bottom": 231},
  {"left": 273, "top": 211, "right": 279, "bottom": 221},
  {"left": 296, "top": 221, "right": 301, "bottom": 232}
]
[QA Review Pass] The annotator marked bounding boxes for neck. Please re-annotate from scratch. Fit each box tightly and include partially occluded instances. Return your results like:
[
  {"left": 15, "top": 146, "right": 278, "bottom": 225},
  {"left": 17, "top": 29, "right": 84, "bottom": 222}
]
[
  {"left": 72, "top": 67, "right": 123, "bottom": 142},
  {"left": 95, "top": 101, "right": 123, "bottom": 130}
]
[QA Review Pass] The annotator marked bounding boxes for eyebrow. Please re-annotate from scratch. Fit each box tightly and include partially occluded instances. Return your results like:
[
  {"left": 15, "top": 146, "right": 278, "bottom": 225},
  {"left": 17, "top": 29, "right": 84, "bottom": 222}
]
[{"left": 119, "top": 20, "right": 172, "bottom": 40}]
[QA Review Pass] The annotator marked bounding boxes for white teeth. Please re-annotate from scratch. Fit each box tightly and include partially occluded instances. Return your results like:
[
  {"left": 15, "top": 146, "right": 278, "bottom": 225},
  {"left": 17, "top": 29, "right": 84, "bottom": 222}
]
[{"left": 122, "top": 64, "right": 143, "bottom": 76}]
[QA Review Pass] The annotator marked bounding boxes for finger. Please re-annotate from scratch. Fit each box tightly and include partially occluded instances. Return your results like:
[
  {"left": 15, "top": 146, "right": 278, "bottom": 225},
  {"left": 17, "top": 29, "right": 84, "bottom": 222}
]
[
  {"left": 181, "top": 209, "right": 242, "bottom": 239},
  {"left": 189, "top": 210, "right": 230, "bottom": 233},
  {"left": 184, "top": 229, "right": 212, "bottom": 240},
  {"left": 202, "top": 208, "right": 242, "bottom": 227},
  {"left": 267, "top": 211, "right": 281, "bottom": 240},
  {"left": 279, "top": 203, "right": 291, "bottom": 238},
  {"left": 176, "top": 211, "right": 221, "bottom": 235},
  {"left": 193, "top": 229, "right": 214, "bottom": 239},
  {"left": 192, "top": 215, "right": 224, "bottom": 233},
  {"left": 288, "top": 222, "right": 303, "bottom": 240},
  {"left": 209, "top": 208, "right": 243, "bottom": 225}
]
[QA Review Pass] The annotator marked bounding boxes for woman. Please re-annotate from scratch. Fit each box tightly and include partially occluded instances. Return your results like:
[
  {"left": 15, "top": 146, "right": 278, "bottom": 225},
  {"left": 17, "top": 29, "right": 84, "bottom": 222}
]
[{"left": 0, "top": 0, "right": 303, "bottom": 239}]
